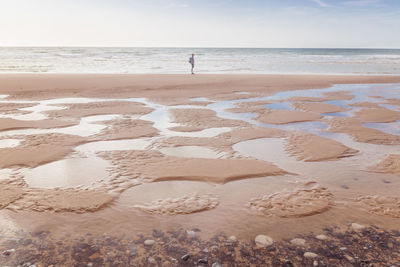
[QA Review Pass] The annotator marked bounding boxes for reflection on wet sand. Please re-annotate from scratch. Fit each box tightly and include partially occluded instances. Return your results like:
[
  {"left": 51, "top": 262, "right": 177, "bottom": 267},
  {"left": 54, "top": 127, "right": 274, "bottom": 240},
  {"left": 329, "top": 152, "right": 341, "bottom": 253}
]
[{"left": 0, "top": 81, "right": 399, "bottom": 265}]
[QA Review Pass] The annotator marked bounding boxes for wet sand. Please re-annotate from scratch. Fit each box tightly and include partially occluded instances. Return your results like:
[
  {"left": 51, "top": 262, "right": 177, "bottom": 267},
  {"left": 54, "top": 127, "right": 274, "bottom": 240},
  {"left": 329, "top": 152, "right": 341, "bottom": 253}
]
[{"left": 0, "top": 74, "right": 400, "bottom": 266}]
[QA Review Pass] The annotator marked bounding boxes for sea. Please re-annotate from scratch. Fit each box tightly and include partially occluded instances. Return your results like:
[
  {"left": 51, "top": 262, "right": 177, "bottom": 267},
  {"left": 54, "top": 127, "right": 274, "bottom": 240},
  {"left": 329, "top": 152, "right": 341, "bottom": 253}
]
[{"left": 0, "top": 47, "right": 399, "bottom": 75}]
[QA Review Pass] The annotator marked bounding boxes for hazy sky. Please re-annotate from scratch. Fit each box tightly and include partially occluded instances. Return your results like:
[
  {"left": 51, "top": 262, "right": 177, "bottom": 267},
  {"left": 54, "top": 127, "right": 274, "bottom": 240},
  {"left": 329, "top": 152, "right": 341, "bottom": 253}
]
[{"left": 1, "top": 0, "right": 400, "bottom": 48}]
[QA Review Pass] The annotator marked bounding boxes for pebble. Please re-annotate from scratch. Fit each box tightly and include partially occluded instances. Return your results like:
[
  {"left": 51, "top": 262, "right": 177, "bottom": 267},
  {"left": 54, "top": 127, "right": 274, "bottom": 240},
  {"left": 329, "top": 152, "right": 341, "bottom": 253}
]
[
  {"left": 290, "top": 238, "right": 306, "bottom": 247},
  {"left": 344, "top": 254, "right": 355, "bottom": 263},
  {"left": 181, "top": 254, "right": 190, "bottom": 261},
  {"left": 304, "top": 252, "right": 318, "bottom": 259},
  {"left": 144, "top": 239, "right": 155, "bottom": 246},
  {"left": 339, "top": 247, "right": 347, "bottom": 251},
  {"left": 351, "top": 223, "right": 366, "bottom": 231},
  {"left": 313, "top": 260, "right": 318, "bottom": 266},
  {"left": 148, "top": 257, "right": 156, "bottom": 264},
  {"left": 228, "top": 236, "right": 237, "bottom": 242},
  {"left": 2, "top": 249, "right": 15, "bottom": 256},
  {"left": 212, "top": 263, "right": 222, "bottom": 267},
  {"left": 255, "top": 234, "right": 273, "bottom": 247},
  {"left": 198, "top": 258, "right": 208, "bottom": 264},
  {"left": 315, "top": 234, "right": 328, "bottom": 240},
  {"left": 186, "top": 230, "right": 196, "bottom": 237},
  {"left": 87, "top": 264, "right": 93, "bottom": 267}
]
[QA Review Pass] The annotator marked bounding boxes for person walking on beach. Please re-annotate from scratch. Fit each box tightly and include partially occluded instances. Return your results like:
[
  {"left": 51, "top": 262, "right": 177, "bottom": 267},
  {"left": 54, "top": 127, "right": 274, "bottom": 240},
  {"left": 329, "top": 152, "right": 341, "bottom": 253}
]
[{"left": 189, "top": 54, "right": 195, "bottom": 74}]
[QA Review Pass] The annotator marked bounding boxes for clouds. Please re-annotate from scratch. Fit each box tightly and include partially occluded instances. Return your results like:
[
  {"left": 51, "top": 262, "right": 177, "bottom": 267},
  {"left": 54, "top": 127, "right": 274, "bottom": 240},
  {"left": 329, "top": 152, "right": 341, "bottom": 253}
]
[
  {"left": 0, "top": 0, "right": 399, "bottom": 48},
  {"left": 342, "top": 0, "right": 382, "bottom": 6},
  {"left": 311, "top": 0, "right": 331, "bottom": 7}
]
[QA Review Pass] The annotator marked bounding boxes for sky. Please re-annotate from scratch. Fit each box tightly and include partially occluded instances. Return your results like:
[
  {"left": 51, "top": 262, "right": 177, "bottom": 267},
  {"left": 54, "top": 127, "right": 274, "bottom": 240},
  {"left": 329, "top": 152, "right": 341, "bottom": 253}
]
[{"left": 1, "top": 0, "right": 400, "bottom": 48}]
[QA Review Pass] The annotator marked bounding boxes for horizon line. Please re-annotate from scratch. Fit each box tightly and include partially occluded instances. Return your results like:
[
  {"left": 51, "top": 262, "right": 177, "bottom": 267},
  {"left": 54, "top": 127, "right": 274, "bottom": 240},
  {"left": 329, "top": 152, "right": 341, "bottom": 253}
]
[{"left": 0, "top": 46, "right": 399, "bottom": 50}]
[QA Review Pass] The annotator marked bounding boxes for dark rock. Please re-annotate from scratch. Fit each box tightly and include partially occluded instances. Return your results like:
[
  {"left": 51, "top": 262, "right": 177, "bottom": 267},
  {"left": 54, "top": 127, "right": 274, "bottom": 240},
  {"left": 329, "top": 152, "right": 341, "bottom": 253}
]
[
  {"left": 283, "top": 260, "right": 294, "bottom": 267},
  {"left": 198, "top": 258, "right": 208, "bottom": 264},
  {"left": 2, "top": 249, "right": 15, "bottom": 256},
  {"left": 181, "top": 254, "right": 190, "bottom": 261}
]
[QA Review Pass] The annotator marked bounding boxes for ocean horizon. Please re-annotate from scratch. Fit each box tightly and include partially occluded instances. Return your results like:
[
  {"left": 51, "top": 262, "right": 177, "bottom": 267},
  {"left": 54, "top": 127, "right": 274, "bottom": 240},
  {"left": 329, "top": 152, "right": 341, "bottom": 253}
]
[{"left": 1, "top": 47, "right": 399, "bottom": 75}]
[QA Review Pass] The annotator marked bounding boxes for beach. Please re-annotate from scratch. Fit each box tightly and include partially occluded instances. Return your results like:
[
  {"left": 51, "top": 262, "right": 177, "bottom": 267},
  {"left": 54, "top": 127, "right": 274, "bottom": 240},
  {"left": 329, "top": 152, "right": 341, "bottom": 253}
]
[{"left": 0, "top": 74, "right": 400, "bottom": 266}]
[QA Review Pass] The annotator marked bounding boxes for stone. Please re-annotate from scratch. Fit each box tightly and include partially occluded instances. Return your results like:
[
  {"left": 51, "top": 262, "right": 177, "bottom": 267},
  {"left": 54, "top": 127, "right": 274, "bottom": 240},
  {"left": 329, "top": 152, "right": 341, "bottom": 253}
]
[
  {"left": 2, "top": 249, "right": 15, "bottom": 256},
  {"left": 87, "top": 264, "right": 93, "bottom": 267},
  {"left": 181, "top": 254, "right": 190, "bottom": 261},
  {"left": 198, "top": 258, "right": 208, "bottom": 264},
  {"left": 351, "top": 223, "right": 365, "bottom": 231},
  {"left": 255, "top": 235, "right": 273, "bottom": 247},
  {"left": 304, "top": 252, "right": 318, "bottom": 259},
  {"left": 148, "top": 257, "right": 156, "bottom": 264},
  {"left": 344, "top": 254, "right": 355, "bottom": 263},
  {"left": 228, "top": 236, "right": 237, "bottom": 242},
  {"left": 290, "top": 238, "right": 306, "bottom": 246},
  {"left": 313, "top": 260, "right": 318, "bottom": 266},
  {"left": 212, "top": 263, "right": 222, "bottom": 267},
  {"left": 144, "top": 239, "right": 155, "bottom": 246},
  {"left": 315, "top": 234, "right": 327, "bottom": 240},
  {"left": 129, "top": 244, "right": 137, "bottom": 256},
  {"left": 186, "top": 230, "right": 196, "bottom": 237}
]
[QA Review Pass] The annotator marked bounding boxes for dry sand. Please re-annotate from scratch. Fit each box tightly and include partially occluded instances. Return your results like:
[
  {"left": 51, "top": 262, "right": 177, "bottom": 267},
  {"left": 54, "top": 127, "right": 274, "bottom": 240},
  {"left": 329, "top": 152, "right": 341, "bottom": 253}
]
[
  {"left": 285, "top": 132, "right": 358, "bottom": 161},
  {"left": 1, "top": 74, "right": 400, "bottom": 102},
  {"left": 99, "top": 150, "right": 288, "bottom": 184},
  {"left": 370, "top": 154, "right": 400, "bottom": 176},
  {"left": 292, "top": 102, "right": 347, "bottom": 113},
  {"left": 0, "top": 133, "right": 86, "bottom": 168},
  {"left": 328, "top": 117, "right": 400, "bottom": 145},
  {"left": 247, "top": 181, "right": 332, "bottom": 218},
  {"left": 355, "top": 108, "right": 400, "bottom": 123},
  {"left": 256, "top": 109, "right": 322, "bottom": 124},
  {"left": 89, "top": 118, "right": 158, "bottom": 141},
  {"left": 47, "top": 101, "right": 152, "bottom": 119},
  {"left": 0, "top": 117, "right": 78, "bottom": 131},
  {"left": 169, "top": 108, "right": 248, "bottom": 132}
]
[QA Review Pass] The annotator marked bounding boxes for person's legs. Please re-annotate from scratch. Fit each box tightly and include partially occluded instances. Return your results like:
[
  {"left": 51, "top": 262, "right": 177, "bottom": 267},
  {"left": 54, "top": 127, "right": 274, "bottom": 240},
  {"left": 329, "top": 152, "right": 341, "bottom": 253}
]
[{"left": 191, "top": 64, "right": 194, "bottom": 74}]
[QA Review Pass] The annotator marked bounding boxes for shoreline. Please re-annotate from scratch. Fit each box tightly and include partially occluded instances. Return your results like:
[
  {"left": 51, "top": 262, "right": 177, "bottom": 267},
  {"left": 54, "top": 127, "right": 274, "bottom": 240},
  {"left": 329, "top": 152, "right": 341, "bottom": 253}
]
[{"left": 1, "top": 73, "right": 400, "bottom": 101}]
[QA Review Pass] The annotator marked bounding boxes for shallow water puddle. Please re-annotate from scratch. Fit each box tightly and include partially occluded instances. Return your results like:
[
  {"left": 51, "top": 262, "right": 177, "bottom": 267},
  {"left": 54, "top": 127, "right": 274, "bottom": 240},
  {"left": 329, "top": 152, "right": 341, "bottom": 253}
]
[
  {"left": 363, "top": 121, "right": 400, "bottom": 136},
  {"left": 160, "top": 146, "right": 223, "bottom": 159},
  {"left": 265, "top": 101, "right": 293, "bottom": 110},
  {"left": 0, "top": 139, "right": 21, "bottom": 148},
  {"left": 0, "top": 114, "right": 121, "bottom": 138},
  {"left": 190, "top": 97, "right": 212, "bottom": 102},
  {"left": 205, "top": 83, "right": 399, "bottom": 138},
  {"left": 75, "top": 139, "right": 152, "bottom": 154},
  {"left": 0, "top": 97, "right": 115, "bottom": 121},
  {"left": 22, "top": 157, "right": 111, "bottom": 189},
  {"left": 321, "top": 112, "right": 348, "bottom": 117},
  {"left": 233, "top": 136, "right": 400, "bottom": 192}
]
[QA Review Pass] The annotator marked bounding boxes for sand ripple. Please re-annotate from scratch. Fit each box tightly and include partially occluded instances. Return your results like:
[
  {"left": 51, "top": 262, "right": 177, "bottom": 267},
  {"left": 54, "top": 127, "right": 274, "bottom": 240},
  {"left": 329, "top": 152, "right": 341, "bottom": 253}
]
[
  {"left": 133, "top": 194, "right": 219, "bottom": 215},
  {"left": 370, "top": 154, "right": 400, "bottom": 176},
  {"left": 0, "top": 179, "right": 25, "bottom": 208},
  {"left": 355, "top": 195, "right": 400, "bottom": 218},
  {"left": 0, "top": 178, "right": 114, "bottom": 213},
  {"left": 247, "top": 182, "right": 332, "bottom": 218},
  {"left": 285, "top": 132, "right": 358, "bottom": 161}
]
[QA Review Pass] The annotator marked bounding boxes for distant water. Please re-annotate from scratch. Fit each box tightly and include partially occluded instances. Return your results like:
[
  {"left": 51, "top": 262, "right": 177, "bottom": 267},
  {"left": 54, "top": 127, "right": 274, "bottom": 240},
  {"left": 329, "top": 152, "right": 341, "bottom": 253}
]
[{"left": 0, "top": 47, "right": 399, "bottom": 74}]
